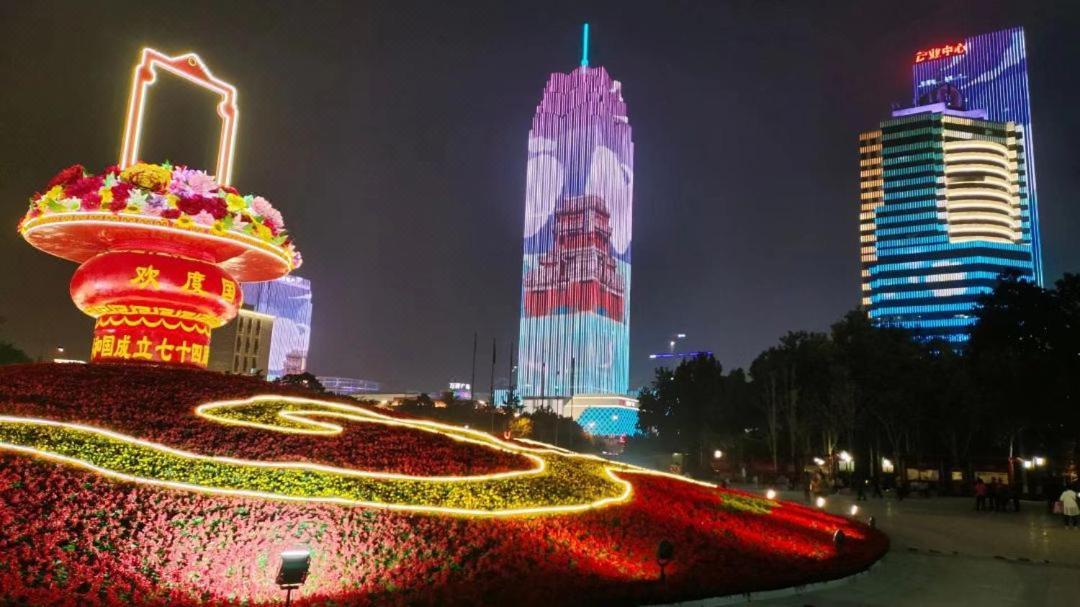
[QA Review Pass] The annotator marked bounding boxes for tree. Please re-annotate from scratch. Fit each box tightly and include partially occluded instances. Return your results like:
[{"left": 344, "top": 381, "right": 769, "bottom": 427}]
[
  {"left": 0, "top": 341, "right": 30, "bottom": 366},
  {"left": 501, "top": 384, "right": 523, "bottom": 416},
  {"left": 274, "top": 372, "right": 325, "bottom": 392},
  {"left": 636, "top": 354, "right": 737, "bottom": 476}
]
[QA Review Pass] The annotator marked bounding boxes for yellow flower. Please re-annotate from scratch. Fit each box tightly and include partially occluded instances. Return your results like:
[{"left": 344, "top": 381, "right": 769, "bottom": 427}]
[
  {"left": 166, "top": 194, "right": 179, "bottom": 208},
  {"left": 211, "top": 220, "right": 228, "bottom": 235},
  {"left": 252, "top": 221, "right": 272, "bottom": 240},
  {"left": 99, "top": 188, "right": 114, "bottom": 204},
  {"left": 45, "top": 185, "right": 64, "bottom": 200},
  {"left": 175, "top": 215, "right": 194, "bottom": 229},
  {"left": 225, "top": 193, "right": 247, "bottom": 212},
  {"left": 120, "top": 163, "right": 171, "bottom": 192}
]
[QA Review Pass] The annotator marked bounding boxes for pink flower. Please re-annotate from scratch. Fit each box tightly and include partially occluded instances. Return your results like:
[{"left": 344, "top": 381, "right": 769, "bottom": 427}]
[
  {"left": 192, "top": 210, "right": 216, "bottom": 226},
  {"left": 169, "top": 167, "right": 219, "bottom": 198},
  {"left": 251, "top": 196, "right": 284, "bottom": 230}
]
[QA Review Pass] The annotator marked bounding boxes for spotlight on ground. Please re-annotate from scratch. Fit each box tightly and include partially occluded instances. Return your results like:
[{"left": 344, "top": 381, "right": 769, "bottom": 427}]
[
  {"left": 276, "top": 549, "right": 310, "bottom": 606},
  {"left": 815, "top": 496, "right": 827, "bottom": 508},
  {"left": 766, "top": 488, "right": 777, "bottom": 500},
  {"left": 657, "top": 539, "right": 674, "bottom": 582},
  {"left": 850, "top": 504, "right": 859, "bottom": 516}
]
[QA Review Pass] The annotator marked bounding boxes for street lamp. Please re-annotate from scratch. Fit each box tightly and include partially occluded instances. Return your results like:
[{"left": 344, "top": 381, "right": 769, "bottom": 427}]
[{"left": 276, "top": 549, "right": 310, "bottom": 606}]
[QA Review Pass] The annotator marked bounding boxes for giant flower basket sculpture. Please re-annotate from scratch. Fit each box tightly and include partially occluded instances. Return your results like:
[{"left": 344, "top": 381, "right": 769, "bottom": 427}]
[{"left": 17, "top": 48, "right": 300, "bottom": 368}]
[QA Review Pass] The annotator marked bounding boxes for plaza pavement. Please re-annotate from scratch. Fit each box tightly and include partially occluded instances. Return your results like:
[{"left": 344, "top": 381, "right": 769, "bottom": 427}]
[{"left": 739, "top": 490, "right": 1080, "bottom": 606}]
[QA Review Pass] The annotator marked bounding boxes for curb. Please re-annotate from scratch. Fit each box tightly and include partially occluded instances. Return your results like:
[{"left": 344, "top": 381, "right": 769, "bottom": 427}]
[{"left": 648, "top": 560, "right": 881, "bottom": 606}]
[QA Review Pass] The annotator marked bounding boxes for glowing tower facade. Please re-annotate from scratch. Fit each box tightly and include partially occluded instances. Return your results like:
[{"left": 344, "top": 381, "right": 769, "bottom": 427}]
[
  {"left": 516, "top": 41, "right": 633, "bottom": 399},
  {"left": 241, "top": 275, "right": 312, "bottom": 378},
  {"left": 912, "top": 27, "right": 1042, "bottom": 284},
  {"left": 859, "top": 27, "right": 1043, "bottom": 343}
]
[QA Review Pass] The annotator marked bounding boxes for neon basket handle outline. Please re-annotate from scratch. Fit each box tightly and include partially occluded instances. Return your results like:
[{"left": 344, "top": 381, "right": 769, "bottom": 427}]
[{"left": 119, "top": 48, "right": 239, "bottom": 185}]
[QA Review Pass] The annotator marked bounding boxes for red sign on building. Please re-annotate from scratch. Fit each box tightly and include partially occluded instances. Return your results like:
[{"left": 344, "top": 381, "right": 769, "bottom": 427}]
[{"left": 914, "top": 42, "right": 967, "bottom": 63}]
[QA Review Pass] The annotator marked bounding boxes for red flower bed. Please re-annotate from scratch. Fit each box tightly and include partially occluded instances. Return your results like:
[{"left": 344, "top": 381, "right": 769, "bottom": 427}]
[
  {"left": 0, "top": 364, "right": 887, "bottom": 606},
  {"left": 0, "top": 364, "right": 529, "bottom": 476}
]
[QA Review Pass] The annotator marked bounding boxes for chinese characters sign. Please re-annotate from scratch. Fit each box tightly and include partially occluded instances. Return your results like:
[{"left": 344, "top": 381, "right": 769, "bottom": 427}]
[
  {"left": 914, "top": 42, "right": 967, "bottom": 63},
  {"left": 71, "top": 250, "right": 242, "bottom": 368}
]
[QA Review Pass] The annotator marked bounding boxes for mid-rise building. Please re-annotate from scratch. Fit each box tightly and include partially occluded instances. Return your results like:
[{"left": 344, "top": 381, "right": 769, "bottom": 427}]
[
  {"left": 208, "top": 308, "right": 275, "bottom": 375},
  {"left": 859, "top": 103, "right": 1034, "bottom": 342},
  {"left": 516, "top": 27, "right": 633, "bottom": 401},
  {"left": 241, "top": 275, "right": 312, "bottom": 378}
]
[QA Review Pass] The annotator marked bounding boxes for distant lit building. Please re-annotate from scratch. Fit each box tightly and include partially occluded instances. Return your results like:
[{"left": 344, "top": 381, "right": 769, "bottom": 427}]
[
  {"left": 208, "top": 308, "right": 275, "bottom": 375},
  {"left": 242, "top": 275, "right": 312, "bottom": 379},
  {"left": 860, "top": 27, "right": 1043, "bottom": 343},
  {"left": 860, "top": 103, "right": 1034, "bottom": 342},
  {"left": 517, "top": 28, "right": 633, "bottom": 402},
  {"left": 566, "top": 394, "right": 640, "bottom": 437},
  {"left": 911, "top": 27, "right": 1043, "bottom": 284},
  {"left": 318, "top": 376, "right": 380, "bottom": 396}
]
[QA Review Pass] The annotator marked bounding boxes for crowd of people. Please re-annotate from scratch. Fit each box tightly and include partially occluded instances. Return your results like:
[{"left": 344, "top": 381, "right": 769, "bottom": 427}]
[{"left": 972, "top": 478, "right": 1021, "bottom": 512}]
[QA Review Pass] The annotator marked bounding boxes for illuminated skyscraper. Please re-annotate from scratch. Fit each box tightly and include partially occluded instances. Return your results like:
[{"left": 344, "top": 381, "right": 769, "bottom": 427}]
[
  {"left": 860, "top": 103, "right": 1034, "bottom": 342},
  {"left": 911, "top": 27, "right": 1043, "bottom": 284},
  {"left": 860, "top": 28, "right": 1043, "bottom": 343},
  {"left": 241, "top": 275, "right": 312, "bottom": 378},
  {"left": 517, "top": 26, "right": 633, "bottom": 399}
]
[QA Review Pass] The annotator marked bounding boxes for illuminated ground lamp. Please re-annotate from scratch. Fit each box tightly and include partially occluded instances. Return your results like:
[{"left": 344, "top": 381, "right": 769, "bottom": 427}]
[
  {"left": 765, "top": 488, "right": 777, "bottom": 500},
  {"left": 815, "top": 496, "right": 827, "bottom": 509},
  {"left": 850, "top": 504, "right": 859, "bottom": 516},
  {"left": 833, "top": 529, "right": 846, "bottom": 550},
  {"left": 275, "top": 549, "right": 310, "bottom": 607},
  {"left": 657, "top": 539, "right": 675, "bottom": 583},
  {"left": 18, "top": 48, "right": 300, "bottom": 368}
]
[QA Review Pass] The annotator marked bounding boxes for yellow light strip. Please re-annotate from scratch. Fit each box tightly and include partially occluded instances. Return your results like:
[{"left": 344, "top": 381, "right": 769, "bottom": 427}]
[
  {"left": 1, "top": 394, "right": 712, "bottom": 517},
  {"left": 120, "top": 48, "right": 239, "bottom": 185}
]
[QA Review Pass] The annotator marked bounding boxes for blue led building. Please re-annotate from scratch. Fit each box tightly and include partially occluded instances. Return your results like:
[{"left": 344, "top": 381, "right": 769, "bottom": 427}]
[
  {"left": 858, "top": 27, "right": 1042, "bottom": 343},
  {"left": 860, "top": 105, "right": 1034, "bottom": 343},
  {"left": 911, "top": 27, "right": 1043, "bottom": 284},
  {"left": 241, "top": 275, "right": 313, "bottom": 378}
]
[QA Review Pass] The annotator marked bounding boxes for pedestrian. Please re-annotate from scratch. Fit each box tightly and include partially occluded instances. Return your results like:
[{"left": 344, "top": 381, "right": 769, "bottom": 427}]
[
  {"left": 856, "top": 474, "right": 867, "bottom": 501},
  {"left": 1011, "top": 483, "right": 1020, "bottom": 513},
  {"left": 989, "top": 478, "right": 1001, "bottom": 512},
  {"left": 974, "top": 478, "right": 987, "bottom": 511},
  {"left": 872, "top": 475, "right": 883, "bottom": 498},
  {"left": 1060, "top": 485, "right": 1079, "bottom": 529}
]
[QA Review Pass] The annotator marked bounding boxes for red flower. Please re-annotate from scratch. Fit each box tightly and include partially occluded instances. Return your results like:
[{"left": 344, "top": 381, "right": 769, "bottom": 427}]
[
  {"left": 80, "top": 192, "right": 102, "bottom": 211},
  {"left": 102, "top": 164, "right": 121, "bottom": 177},
  {"left": 161, "top": 208, "right": 181, "bottom": 219},
  {"left": 110, "top": 183, "right": 133, "bottom": 206},
  {"left": 221, "top": 185, "right": 239, "bottom": 195},
  {"left": 204, "top": 196, "right": 227, "bottom": 220},
  {"left": 175, "top": 195, "right": 207, "bottom": 217},
  {"left": 64, "top": 175, "right": 103, "bottom": 199},
  {"left": 46, "top": 164, "right": 85, "bottom": 190}
]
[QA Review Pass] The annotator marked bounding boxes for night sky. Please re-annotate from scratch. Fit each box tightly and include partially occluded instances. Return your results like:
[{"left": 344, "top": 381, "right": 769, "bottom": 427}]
[{"left": 1, "top": 1, "right": 1078, "bottom": 391}]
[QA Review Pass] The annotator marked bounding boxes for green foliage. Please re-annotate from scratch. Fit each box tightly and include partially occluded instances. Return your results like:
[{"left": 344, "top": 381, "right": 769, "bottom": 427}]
[
  {"left": 717, "top": 493, "right": 773, "bottom": 515},
  {"left": 0, "top": 341, "right": 31, "bottom": 366}
]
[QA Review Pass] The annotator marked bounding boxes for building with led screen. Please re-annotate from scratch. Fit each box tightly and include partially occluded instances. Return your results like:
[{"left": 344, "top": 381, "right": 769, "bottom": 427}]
[
  {"left": 859, "top": 104, "right": 1034, "bottom": 343},
  {"left": 911, "top": 27, "right": 1043, "bottom": 284},
  {"left": 241, "top": 275, "right": 312, "bottom": 378},
  {"left": 516, "top": 29, "right": 633, "bottom": 401}
]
